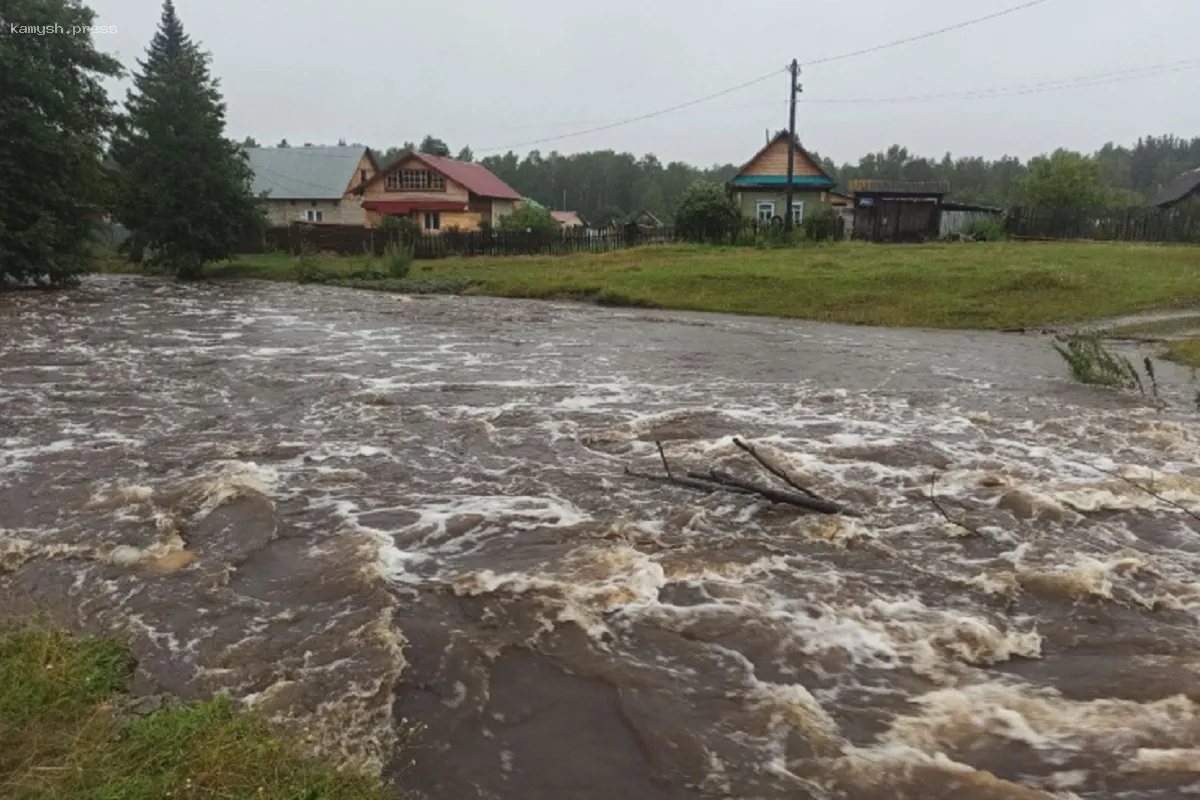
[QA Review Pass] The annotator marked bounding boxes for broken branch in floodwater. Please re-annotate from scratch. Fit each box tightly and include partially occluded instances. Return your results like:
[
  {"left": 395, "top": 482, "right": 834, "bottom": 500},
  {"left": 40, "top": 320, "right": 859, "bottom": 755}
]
[
  {"left": 731, "top": 437, "right": 826, "bottom": 501},
  {"left": 622, "top": 466, "right": 753, "bottom": 495},
  {"left": 625, "top": 440, "right": 859, "bottom": 516},
  {"left": 688, "top": 468, "right": 855, "bottom": 516},
  {"left": 1084, "top": 463, "right": 1200, "bottom": 525},
  {"left": 928, "top": 473, "right": 982, "bottom": 536},
  {"left": 656, "top": 441, "right": 674, "bottom": 480}
]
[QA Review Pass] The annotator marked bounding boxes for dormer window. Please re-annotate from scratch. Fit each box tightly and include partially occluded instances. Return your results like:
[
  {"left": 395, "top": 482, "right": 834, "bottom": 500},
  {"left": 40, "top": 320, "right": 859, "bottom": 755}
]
[{"left": 385, "top": 169, "right": 446, "bottom": 192}]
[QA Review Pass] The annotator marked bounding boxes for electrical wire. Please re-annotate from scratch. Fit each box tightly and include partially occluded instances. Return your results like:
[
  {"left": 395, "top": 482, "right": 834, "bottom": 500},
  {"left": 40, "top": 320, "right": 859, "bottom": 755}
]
[
  {"left": 802, "top": 58, "right": 1200, "bottom": 104},
  {"left": 474, "top": 0, "right": 1055, "bottom": 153},
  {"left": 799, "top": 0, "right": 1054, "bottom": 67},
  {"left": 475, "top": 68, "right": 787, "bottom": 153}
]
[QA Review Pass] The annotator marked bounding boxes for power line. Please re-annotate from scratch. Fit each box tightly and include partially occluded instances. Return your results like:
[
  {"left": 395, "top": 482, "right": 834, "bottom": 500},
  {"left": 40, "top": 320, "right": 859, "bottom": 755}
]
[
  {"left": 801, "top": 58, "right": 1200, "bottom": 104},
  {"left": 475, "top": 68, "right": 786, "bottom": 153},
  {"left": 639, "top": 59, "right": 1199, "bottom": 118},
  {"left": 800, "top": 0, "right": 1054, "bottom": 67},
  {"left": 475, "top": 1, "right": 1053, "bottom": 153},
  {"left": 492, "top": 58, "right": 1198, "bottom": 132}
]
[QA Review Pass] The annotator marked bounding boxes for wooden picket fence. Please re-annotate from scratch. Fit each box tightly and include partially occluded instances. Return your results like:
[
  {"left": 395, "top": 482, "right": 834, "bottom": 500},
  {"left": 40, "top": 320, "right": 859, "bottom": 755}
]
[
  {"left": 234, "top": 217, "right": 845, "bottom": 260},
  {"left": 1006, "top": 205, "right": 1200, "bottom": 244},
  {"left": 235, "top": 224, "right": 680, "bottom": 259}
]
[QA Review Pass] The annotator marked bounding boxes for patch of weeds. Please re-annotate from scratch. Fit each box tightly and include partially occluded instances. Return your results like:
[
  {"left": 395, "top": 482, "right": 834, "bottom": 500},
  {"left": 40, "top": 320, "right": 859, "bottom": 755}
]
[
  {"left": 1053, "top": 334, "right": 1142, "bottom": 391},
  {"left": 1143, "top": 357, "right": 1160, "bottom": 401},
  {"left": 0, "top": 627, "right": 397, "bottom": 799},
  {"left": 349, "top": 256, "right": 388, "bottom": 281},
  {"left": 292, "top": 244, "right": 328, "bottom": 284},
  {"left": 964, "top": 217, "right": 1006, "bottom": 242},
  {"left": 384, "top": 241, "right": 414, "bottom": 279}
]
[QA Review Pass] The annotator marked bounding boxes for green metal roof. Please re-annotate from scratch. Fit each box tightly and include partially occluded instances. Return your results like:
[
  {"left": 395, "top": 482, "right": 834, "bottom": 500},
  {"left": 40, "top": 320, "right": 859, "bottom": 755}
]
[{"left": 246, "top": 145, "right": 367, "bottom": 200}]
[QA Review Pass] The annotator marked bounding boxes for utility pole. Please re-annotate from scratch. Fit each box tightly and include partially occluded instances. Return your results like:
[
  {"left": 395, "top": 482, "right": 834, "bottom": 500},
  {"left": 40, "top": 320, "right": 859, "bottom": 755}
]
[{"left": 784, "top": 59, "right": 801, "bottom": 234}]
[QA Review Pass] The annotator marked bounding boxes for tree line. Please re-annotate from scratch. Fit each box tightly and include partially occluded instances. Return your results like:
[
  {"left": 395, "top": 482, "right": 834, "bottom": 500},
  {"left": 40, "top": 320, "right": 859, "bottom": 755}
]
[{"left": 818, "top": 136, "right": 1200, "bottom": 209}]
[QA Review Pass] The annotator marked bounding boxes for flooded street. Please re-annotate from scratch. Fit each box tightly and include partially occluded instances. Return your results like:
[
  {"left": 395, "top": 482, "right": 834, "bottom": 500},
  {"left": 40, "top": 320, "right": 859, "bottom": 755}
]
[{"left": 4, "top": 277, "right": 1200, "bottom": 799}]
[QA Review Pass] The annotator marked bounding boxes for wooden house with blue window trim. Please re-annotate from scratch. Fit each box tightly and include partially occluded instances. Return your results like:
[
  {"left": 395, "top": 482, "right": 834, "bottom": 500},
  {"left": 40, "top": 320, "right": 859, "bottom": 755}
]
[{"left": 727, "top": 132, "right": 837, "bottom": 225}]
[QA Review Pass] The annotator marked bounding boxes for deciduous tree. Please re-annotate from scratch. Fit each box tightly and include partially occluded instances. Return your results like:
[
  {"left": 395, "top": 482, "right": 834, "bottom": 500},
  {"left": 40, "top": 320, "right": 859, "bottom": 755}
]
[
  {"left": 1021, "top": 149, "right": 1111, "bottom": 208},
  {"left": 497, "top": 201, "right": 558, "bottom": 233},
  {"left": 674, "top": 181, "right": 741, "bottom": 242}
]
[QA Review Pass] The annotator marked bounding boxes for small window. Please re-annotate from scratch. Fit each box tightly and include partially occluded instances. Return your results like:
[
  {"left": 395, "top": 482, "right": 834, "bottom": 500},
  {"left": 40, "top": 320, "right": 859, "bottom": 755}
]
[
  {"left": 360, "top": 169, "right": 368, "bottom": 184},
  {"left": 423, "top": 211, "right": 441, "bottom": 231},
  {"left": 791, "top": 202, "right": 805, "bottom": 225},
  {"left": 305, "top": 209, "right": 323, "bottom": 222},
  {"left": 756, "top": 201, "right": 775, "bottom": 223}
]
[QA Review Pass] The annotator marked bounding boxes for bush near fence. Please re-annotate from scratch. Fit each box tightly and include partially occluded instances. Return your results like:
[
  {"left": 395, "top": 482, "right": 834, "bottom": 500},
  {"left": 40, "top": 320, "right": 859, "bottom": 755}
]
[
  {"left": 233, "top": 217, "right": 845, "bottom": 259},
  {"left": 1006, "top": 205, "right": 1200, "bottom": 244}
]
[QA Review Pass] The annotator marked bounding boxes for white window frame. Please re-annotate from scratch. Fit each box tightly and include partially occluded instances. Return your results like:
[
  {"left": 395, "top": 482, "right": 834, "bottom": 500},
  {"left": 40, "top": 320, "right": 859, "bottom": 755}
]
[
  {"left": 385, "top": 170, "right": 446, "bottom": 192},
  {"left": 305, "top": 209, "right": 323, "bottom": 223},
  {"left": 423, "top": 211, "right": 441, "bottom": 231},
  {"left": 791, "top": 201, "right": 805, "bottom": 225},
  {"left": 756, "top": 201, "right": 776, "bottom": 223}
]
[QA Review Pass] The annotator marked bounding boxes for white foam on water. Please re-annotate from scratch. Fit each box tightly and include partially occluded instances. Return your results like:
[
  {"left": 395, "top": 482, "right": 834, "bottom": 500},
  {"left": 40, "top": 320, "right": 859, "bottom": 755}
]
[
  {"left": 882, "top": 683, "right": 1200, "bottom": 756},
  {"left": 1124, "top": 748, "right": 1200, "bottom": 774},
  {"left": 453, "top": 545, "right": 667, "bottom": 640}
]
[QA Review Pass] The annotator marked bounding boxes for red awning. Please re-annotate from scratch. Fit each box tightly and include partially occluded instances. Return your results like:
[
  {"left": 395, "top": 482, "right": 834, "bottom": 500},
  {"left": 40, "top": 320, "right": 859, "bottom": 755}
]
[{"left": 362, "top": 201, "right": 467, "bottom": 214}]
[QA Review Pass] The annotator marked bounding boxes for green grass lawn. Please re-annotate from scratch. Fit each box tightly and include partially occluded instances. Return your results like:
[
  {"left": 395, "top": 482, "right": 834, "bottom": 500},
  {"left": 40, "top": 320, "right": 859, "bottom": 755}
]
[
  {"left": 102, "top": 241, "right": 1200, "bottom": 330},
  {"left": 0, "top": 628, "right": 395, "bottom": 799}
]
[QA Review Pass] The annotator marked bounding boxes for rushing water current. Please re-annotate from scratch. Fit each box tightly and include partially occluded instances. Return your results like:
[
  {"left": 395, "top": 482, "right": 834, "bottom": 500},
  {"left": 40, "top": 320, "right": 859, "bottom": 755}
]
[{"left": 4, "top": 277, "right": 1200, "bottom": 799}]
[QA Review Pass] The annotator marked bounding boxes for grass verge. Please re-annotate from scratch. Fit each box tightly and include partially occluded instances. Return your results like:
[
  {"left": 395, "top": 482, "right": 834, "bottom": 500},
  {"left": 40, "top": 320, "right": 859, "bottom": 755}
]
[
  {"left": 0, "top": 627, "right": 394, "bottom": 799},
  {"left": 99, "top": 241, "right": 1200, "bottom": 330},
  {"left": 1164, "top": 337, "right": 1200, "bottom": 368},
  {"left": 1106, "top": 315, "right": 1200, "bottom": 339}
]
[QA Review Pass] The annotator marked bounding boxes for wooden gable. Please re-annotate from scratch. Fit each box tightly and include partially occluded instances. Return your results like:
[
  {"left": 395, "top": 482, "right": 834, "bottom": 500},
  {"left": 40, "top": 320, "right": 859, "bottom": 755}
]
[
  {"left": 347, "top": 152, "right": 377, "bottom": 194},
  {"left": 360, "top": 153, "right": 469, "bottom": 204},
  {"left": 739, "top": 135, "right": 825, "bottom": 179}
]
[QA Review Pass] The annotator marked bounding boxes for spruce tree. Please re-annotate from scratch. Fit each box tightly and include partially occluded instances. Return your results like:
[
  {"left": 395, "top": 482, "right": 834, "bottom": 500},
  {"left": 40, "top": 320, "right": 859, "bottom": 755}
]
[
  {"left": 0, "top": 0, "right": 120, "bottom": 287},
  {"left": 111, "top": 0, "right": 260, "bottom": 279}
]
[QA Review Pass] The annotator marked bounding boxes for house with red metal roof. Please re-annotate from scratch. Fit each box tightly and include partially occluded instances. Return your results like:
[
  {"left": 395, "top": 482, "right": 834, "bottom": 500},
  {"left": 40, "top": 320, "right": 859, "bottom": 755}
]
[
  {"left": 353, "top": 152, "right": 523, "bottom": 232},
  {"left": 550, "top": 210, "right": 585, "bottom": 228}
]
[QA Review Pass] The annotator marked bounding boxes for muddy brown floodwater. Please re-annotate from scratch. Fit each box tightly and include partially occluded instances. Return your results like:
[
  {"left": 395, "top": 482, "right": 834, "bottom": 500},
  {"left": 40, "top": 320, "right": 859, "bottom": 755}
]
[{"left": 4, "top": 277, "right": 1200, "bottom": 799}]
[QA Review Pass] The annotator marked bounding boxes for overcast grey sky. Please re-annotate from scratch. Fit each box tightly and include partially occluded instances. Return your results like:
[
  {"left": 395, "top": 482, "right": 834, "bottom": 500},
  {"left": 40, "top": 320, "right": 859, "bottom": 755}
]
[{"left": 87, "top": 0, "right": 1200, "bottom": 166}]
